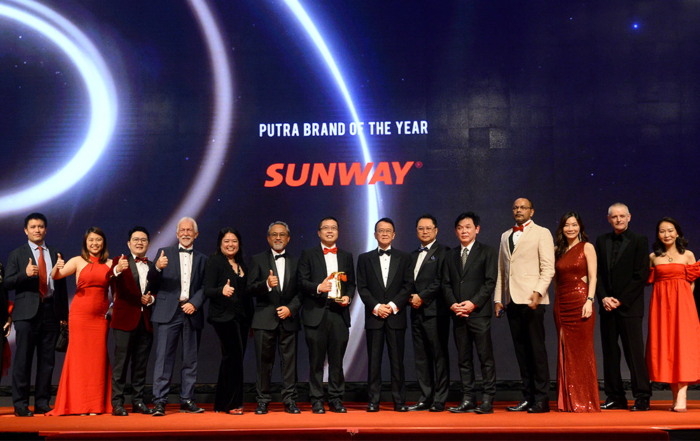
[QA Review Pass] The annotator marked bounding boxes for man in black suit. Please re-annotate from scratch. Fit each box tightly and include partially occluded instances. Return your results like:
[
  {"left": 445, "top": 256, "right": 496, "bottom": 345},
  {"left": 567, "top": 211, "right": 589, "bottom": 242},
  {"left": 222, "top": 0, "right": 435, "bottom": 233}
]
[
  {"left": 1, "top": 263, "right": 10, "bottom": 383},
  {"left": 248, "top": 221, "right": 302, "bottom": 415},
  {"left": 596, "top": 203, "right": 651, "bottom": 411},
  {"left": 297, "top": 216, "right": 355, "bottom": 414},
  {"left": 4, "top": 213, "right": 68, "bottom": 417},
  {"left": 357, "top": 218, "right": 413, "bottom": 412},
  {"left": 443, "top": 212, "right": 498, "bottom": 414},
  {"left": 407, "top": 214, "right": 450, "bottom": 412},
  {"left": 147, "top": 217, "right": 208, "bottom": 416},
  {"left": 109, "top": 226, "right": 158, "bottom": 416}
]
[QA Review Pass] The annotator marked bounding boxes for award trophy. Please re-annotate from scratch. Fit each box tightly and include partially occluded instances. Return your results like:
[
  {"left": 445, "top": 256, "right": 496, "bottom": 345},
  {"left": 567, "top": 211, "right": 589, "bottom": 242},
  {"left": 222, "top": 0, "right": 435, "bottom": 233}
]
[{"left": 328, "top": 271, "right": 347, "bottom": 303}]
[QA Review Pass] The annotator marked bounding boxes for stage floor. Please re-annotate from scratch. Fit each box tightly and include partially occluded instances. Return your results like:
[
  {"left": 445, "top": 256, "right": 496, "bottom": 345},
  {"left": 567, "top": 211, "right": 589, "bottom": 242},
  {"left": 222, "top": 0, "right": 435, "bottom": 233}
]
[{"left": 1, "top": 401, "right": 699, "bottom": 440}]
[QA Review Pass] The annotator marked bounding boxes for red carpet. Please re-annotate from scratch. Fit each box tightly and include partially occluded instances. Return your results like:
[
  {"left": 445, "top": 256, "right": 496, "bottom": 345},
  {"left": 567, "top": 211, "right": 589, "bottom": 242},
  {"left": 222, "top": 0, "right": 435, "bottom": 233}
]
[{"left": 1, "top": 401, "right": 698, "bottom": 440}]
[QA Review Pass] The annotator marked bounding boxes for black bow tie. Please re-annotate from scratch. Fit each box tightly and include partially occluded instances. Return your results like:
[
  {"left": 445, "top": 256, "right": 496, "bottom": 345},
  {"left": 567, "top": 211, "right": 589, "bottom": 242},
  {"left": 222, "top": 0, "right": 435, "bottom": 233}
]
[
  {"left": 379, "top": 249, "right": 391, "bottom": 256},
  {"left": 274, "top": 253, "right": 285, "bottom": 260},
  {"left": 612, "top": 234, "right": 624, "bottom": 242},
  {"left": 179, "top": 248, "right": 193, "bottom": 254},
  {"left": 418, "top": 246, "right": 429, "bottom": 253}
]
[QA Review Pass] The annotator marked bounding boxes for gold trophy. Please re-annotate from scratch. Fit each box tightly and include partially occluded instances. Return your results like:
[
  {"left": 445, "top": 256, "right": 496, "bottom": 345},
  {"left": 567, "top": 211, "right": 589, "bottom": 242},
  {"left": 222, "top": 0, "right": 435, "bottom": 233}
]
[{"left": 328, "top": 271, "right": 347, "bottom": 303}]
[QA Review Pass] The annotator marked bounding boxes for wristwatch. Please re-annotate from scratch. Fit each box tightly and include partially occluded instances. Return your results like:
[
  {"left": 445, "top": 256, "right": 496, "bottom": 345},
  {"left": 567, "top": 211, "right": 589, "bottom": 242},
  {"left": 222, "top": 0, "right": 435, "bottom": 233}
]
[{"left": 587, "top": 297, "right": 594, "bottom": 302}]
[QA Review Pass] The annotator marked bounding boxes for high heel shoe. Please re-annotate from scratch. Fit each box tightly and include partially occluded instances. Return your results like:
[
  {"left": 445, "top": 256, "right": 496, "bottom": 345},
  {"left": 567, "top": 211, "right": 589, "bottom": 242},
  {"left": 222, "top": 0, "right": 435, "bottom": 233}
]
[{"left": 670, "top": 407, "right": 687, "bottom": 412}]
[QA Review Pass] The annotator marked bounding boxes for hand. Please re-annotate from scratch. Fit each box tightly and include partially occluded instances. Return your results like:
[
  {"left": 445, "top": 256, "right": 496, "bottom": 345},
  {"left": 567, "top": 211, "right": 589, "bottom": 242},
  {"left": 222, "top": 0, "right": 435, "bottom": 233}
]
[
  {"left": 410, "top": 294, "right": 422, "bottom": 309},
  {"left": 156, "top": 250, "right": 168, "bottom": 270},
  {"left": 267, "top": 269, "right": 279, "bottom": 288},
  {"left": 141, "top": 291, "right": 153, "bottom": 306},
  {"left": 602, "top": 297, "right": 620, "bottom": 311},
  {"left": 495, "top": 303, "right": 505, "bottom": 318},
  {"left": 528, "top": 291, "right": 541, "bottom": 310},
  {"left": 3, "top": 319, "right": 10, "bottom": 338},
  {"left": 55, "top": 253, "right": 65, "bottom": 270},
  {"left": 377, "top": 304, "right": 392, "bottom": 318},
  {"left": 222, "top": 279, "right": 234, "bottom": 297},
  {"left": 116, "top": 255, "right": 129, "bottom": 273},
  {"left": 26, "top": 257, "right": 39, "bottom": 277},
  {"left": 181, "top": 302, "right": 195, "bottom": 314},
  {"left": 582, "top": 300, "right": 593, "bottom": 318},
  {"left": 340, "top": 295, "right": 350, "bottom": 307},
  {"left": 318, "top": 274, "right": 333, "bottom": 293},
  {"left": 461, "top": 300, "right": 476, "bottom": 314},
  {"left": 450, "top": 303, "right": 469, "bottom": 317},
  {"left": 277, "top": 306, "right": 291, "bottom": 319}
]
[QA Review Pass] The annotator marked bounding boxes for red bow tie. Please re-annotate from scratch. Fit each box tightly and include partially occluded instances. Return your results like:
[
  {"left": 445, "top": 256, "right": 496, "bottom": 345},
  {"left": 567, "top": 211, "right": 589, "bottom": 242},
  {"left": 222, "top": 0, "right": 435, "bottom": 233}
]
[
  {"left": 513, "top": 225, "right": 525, "bottom": 233},
  {"left": 323, "top": 247, "right": 338, "bottom": 255},
  {"left": 135, "top": 257, "right": 148, "bottom": 264}
]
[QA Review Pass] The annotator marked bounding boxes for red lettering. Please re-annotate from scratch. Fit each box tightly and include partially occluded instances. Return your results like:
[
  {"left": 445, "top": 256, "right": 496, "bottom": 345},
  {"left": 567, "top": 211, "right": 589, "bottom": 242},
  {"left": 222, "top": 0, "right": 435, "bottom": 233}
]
[
  {"left": 369, "top": 162, "right": 392, "bottom": 185},
  {"left": 339, "top": 162, "right": 373, "bottom": 186},
  {"left": 264, "top": 163, "right": 285, "bottom": 187},
  {"left": 285, "top": 163, "right": 310, "bottom": 187},
  {"left": 392, "top": 161, "right": 414, "bottom": 185},
  {"left": 310, "top": 163, "right": 337, "bottom": 186}
]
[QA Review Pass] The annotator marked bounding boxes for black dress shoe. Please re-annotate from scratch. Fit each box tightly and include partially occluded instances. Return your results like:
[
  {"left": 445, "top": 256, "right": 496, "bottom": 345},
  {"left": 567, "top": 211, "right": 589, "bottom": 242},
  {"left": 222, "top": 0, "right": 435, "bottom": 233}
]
[
  {"left": 506, "top": 400, "right": 531, "bottom": 412},
  {"left": 255, "top": 402, "right": 268, "bottom": 415},
  {"left": 407, "top": 401, "right": 431, "bottom": 411},
  {"left": 132, "top": 402, "right": 155, "bottom": 414},
  {"left": 180, "top": 399, "right": 204, "bottom": 413},
  {"left": 14, "top": 407, "right": 34, "bottom": 417},
  {"left": 33, "top": 405, "right": 52, "bottom": 415},
  {"left": 601, "top": 398, "right": 628, "bottom": 410},
  {"left": 394, "top": 404, "right": 409, "bottom": 412},
  {"left": 527, "top": 401, "right": 550, "bottom": 413},
  {"left": 329, "top": 400, "right": 347, "bottom": 413},
  {"left": 312, "top": 401, "right": 326, "bottom": 414},
  {"left": 448, "top": 399, "right": 477, "bottom": 413},
  {"left": 473, "top": 400, "right": 494, "bottom": 414},
  {"left": 152, "top": 402, "right": 165, "bottom": 417},
  {"left": 429, "top": 402, "right": 445, "bottom": 412},
  {"left": 630, "top": 398, "right": 650, "bottom": 411},
  {"left": 284, "top": 402, "right": 301, "bottom": 414},
  {"left": 112, "top": 406, "right": 128, "bottom": 416},
  {"left": 367, "top": 403, "right": 379, "bottom": 412}
]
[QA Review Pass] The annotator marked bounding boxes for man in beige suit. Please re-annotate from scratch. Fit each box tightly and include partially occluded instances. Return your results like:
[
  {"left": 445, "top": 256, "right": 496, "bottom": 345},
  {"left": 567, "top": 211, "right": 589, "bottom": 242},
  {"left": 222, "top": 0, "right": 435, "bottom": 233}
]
[{"left": 494, "top": 198, "right": 555, "bottom": 413}]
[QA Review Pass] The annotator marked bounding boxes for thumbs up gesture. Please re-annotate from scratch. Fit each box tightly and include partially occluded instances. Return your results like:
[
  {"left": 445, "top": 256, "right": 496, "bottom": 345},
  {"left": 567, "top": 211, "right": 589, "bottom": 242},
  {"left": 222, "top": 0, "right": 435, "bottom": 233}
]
[
  {"left": 156, "top": 250, "right": 168, "bottom": 270},
  {"left": 26, "top": 257, "right": 39, "bottom": 277},
  {"left": 55, "top": 253, "right": 65, "bottom": 270},
  {"left": 267, "top": 269, "right": 279, "bottom": 288},
  {"left": 141, "top": 291, "right": 153, "bottom": 306},
  {"left": 116, "top": 254, "right": 129, "bottom": 273},
  {"left": 222, "top": 279, "right": 234, "bottom": 297},
  {"left": 318, "top": 274, "right": 333, "bottom": 293}
]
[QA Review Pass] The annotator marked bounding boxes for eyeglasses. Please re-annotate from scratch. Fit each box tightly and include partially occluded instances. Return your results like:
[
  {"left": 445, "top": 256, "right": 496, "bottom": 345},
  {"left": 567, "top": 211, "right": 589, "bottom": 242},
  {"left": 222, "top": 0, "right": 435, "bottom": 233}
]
[
  {"left": 269, "top": 233, "right": 288, "bottom": 238},
  {"left": 320, "top": 225, "right": 338, "bottom": 231},
  {"left": 376, "top": 229, "right": 394, "bottom": 234},
  {"left": 512, "top": 205, "right": 532, "bottom": 211},
  {"left": 417, "top": 227, "right": 435, "bottom": 232},
  {"left": 130, "top": 238, "right": 149, "bottom": 243}
]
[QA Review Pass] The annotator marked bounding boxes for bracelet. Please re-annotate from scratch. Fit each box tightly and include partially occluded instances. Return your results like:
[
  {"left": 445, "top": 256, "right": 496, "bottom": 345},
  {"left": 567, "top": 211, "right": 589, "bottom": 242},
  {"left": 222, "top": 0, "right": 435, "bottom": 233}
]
[{"left": 587, "top": 297, "right": 594, "bottom": 302}]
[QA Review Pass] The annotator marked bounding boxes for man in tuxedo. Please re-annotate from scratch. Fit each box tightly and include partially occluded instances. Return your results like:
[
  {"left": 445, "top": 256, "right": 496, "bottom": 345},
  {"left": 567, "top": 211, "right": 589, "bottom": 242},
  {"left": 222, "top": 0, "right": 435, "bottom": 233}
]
[
  {"left": 495, "top": 198, "right": 555, "bottom": 413},
  {"left": 357, "top": 218, "right": 413, "bottom": 412},
  {"left": 443, "top": 212, "right": 498, "bottom": 414},
  {"left": 247, "top": 221, "right": 302, "bottom": 415},
  {"left": 595, "top": 203, "right": 651, "bottom": 411},
  {"left": 297, "top": 216, "right": 355, "bottom": 414},
  {"left": 406, "top": 214, "right": 450, "bottom": 412},
  {"left": 4, "top": 213, "right": 68, "bottom": 417},
  {"left": 147, "top": 217, "right": 208, "bottom": 416},
  {"left": 109, "top": 226, "right": 158, "bottom": 416}
]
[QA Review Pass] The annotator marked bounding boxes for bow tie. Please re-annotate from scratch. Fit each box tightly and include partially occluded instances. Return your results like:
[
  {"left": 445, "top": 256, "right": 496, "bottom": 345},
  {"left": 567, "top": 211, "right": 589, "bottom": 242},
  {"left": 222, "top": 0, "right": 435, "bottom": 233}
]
[
  {"left": 612, "top": 234, "right": 624, "bottom": 242},
  {"left": 512, "top": 225, "right": 525, "bottom": 233},
  {"left": 323, "top": 247, "right": 337, "bottom": 255},
  {"left": 135, "top": 257, "right": 148, "bottom": 264},
  {"left": 179, "top": 248, "right": 193, "bottom": 254},
  {"left": 379, "top": 249, "right": 391, "bottom": 256},
  {"left": 418, "top": 246, "right": 429, "bottom": 253},
  {"left": 274, "top": 253, "right": 285, "bottom": 260}
]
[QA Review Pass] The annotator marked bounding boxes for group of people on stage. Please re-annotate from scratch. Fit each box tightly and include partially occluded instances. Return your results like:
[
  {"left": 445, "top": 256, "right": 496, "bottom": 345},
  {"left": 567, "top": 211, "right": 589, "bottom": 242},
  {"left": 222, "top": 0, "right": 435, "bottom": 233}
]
[{"left": 1, "top": 199, "right": 698, "bottom": 418}]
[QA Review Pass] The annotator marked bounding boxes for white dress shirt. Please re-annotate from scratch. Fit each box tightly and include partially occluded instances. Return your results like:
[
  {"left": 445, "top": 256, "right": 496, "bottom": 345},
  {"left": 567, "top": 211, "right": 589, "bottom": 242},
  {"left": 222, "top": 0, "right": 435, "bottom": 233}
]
[
  {"left": 179, "top": 246, "right": 193, "bottom": 302},
  {"left": 373, "top": 246, "right": 398, "bottom": 316},
  {"left": 268, "top": 250, "right": 286, "bottom": 291},
  {"left": 414, "top": 239, "right": 436, "bottom": 280}
]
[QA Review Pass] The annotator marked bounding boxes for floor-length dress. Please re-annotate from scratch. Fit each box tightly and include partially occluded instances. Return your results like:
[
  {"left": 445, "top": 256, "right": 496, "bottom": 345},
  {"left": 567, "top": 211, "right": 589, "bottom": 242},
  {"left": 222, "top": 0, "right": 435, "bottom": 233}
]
[
  {"left": 646, "top": 262, "right": 700, "bottom": 383},
  {"left": 49, "top": 256, "right": 112, "bottom": 415},
  {"left": 554, "top": 242, "right": 600, "bottom": 412}
]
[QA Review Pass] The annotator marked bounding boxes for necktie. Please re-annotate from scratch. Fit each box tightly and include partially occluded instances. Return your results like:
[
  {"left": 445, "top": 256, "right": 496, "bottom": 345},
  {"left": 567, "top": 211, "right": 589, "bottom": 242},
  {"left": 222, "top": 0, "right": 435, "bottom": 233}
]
[
  {"left": 461, "top": 247, "right": 469, "bottom": 270},
  {"left": 418, "top": 246, "right": 429, "bottom": 253},
  {"left": 275, "top": 253, "right": 286, "bottom": 260},
  {"left": 379, "top": 249, "right": 391, "bottom": 256},
  {"left": 179, "top": 248, "right": 193, "bottom": 254},
  {"left": 38, "top": 246, "right": 47, "bottom": 298},
  {"left": 323, "top": 247, "right": 337, "bottom": 255},
  {"left": 135, "top": 257, "right": 148, "bottom": 264},
  {"left": 513, "top": 225, "right": 525, "bottom": 233}
]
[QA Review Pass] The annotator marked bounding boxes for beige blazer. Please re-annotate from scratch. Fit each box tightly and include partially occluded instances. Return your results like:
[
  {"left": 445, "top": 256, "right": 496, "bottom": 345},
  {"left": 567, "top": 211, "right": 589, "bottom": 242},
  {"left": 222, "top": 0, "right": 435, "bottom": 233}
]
[{"left": 495, "top": 221, "right": 555, "bottom": 306}]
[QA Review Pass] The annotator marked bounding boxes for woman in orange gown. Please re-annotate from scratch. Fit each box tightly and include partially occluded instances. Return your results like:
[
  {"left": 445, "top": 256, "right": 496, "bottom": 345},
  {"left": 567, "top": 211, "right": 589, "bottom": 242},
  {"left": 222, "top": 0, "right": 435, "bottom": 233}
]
[
  {"left": 553, "top": 212, "right": 600, "bottom": 412},
  {"left": 48, "top": 227, "right": 113, "bottom": 416},
  {"left": 647, "top": 217, "right": 700, "bottom": 412}
]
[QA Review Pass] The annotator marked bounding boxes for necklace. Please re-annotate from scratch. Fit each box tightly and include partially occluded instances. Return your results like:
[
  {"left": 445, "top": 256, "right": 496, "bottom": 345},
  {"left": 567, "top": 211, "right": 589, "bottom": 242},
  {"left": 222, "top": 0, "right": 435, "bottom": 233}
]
[{"left": 662, "top": 253, "right": 673, "bottom": 262}]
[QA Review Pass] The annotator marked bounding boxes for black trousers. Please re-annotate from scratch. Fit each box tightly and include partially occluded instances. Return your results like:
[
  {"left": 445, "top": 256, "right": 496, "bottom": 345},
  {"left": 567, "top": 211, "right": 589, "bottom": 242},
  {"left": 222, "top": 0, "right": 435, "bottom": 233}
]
[
  {"left": 304, "top": 310, "right": 348, "bottom": 403},
  {"left": 506, "top": 303, "right": 550, "bottom": 403},
  {"left": 12, "top": 301, "right": 59, "bottom": 409},
  {"left": 366, "top": 326, "right": 406, "bottom": 405},
  {"left": 453, "top": 316, "right": 496, "bottom": 399},
  {"left": 411, "top": 314, "right": 450, "bottom": 404},
  {"left": 600, "top": 311, "right": 651, "bottom": 399},
  {"left": 111, "top": 315, "right": 153, "bottom": 407},
  {"left": 212, "top": 319, "right": 248, "bottom": 411},
  {"left": 253, "top": 326, "right": 298, "bottom": 404}
]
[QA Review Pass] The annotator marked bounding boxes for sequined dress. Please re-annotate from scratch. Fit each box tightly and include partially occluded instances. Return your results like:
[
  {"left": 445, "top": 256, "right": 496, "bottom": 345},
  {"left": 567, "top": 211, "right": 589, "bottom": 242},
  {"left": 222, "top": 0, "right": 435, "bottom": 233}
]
[{"left": 554, "top": 242, "right": 600, "bottom": 412}]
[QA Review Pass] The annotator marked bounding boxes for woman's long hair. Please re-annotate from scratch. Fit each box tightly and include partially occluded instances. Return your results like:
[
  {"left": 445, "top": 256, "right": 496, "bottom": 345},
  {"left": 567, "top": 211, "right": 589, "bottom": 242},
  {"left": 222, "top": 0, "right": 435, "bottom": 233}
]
[
  {"left": 214, "top": 227, "right": 247, "bottom": 272},
  {"left": 652, "top": 217, "right": 688, "bottom": 256},
  {"left": 554, "top": 212, "right": 588, "bottom": 260},
  {"left": 81, "top": 227, "right": 109, "bottom": 264}
]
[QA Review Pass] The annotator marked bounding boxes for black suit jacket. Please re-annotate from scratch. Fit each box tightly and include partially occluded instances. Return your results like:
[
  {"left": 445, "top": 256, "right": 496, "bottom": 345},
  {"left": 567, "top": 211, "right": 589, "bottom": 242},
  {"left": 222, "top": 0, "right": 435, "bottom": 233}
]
[
  {"left": 203, "top": 253, "right": 252, "bottom": 324},
  {"left": 4, "top": 243, "right": 68, "bottom": 322},
  {"left": 248, "top": 250, "right": 302, "bottom": 331},
  {"left": 357, "top": 248, "right": 413, "bottom": 330},
  {"left": 411, "top": 242, "right": 449, "bottom": 318},
  {"left": 297, "top": 245, "right": 355, "bottom": 328},
  {"left": 0, "top": 263, "right": 8, "bottom": 328},
  {"left": 595, "top": 229, "right": 649, "bottom": 318},
  {"left": 442, "top": 241, "right": 497, "bottom": 319}
]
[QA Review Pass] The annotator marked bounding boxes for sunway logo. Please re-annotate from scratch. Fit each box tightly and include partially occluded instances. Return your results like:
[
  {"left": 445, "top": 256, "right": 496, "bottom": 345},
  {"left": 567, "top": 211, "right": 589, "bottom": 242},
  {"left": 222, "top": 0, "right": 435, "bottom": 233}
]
[{"left": 264, "top": 162, "right": 418, "bottom": 187}]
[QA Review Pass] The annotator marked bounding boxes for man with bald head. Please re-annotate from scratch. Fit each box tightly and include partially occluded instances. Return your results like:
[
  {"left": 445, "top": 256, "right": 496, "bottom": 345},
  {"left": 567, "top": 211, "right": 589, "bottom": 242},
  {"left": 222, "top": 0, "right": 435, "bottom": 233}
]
[{"left": 495, "top": 198, "right": 555, "bottom": 413}]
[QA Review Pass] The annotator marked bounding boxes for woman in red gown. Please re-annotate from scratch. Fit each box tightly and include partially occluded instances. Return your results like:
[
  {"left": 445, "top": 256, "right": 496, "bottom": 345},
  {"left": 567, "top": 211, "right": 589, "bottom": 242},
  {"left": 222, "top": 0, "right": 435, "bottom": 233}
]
[
  {"left": 647, "top": 217, "right": 700, "bottom": 412},
  {"left": 48, "top": 227, "right": 113, "bottom": 416},
  {"left": 553, "top": 212, "right": 600, "bottom": 412}
]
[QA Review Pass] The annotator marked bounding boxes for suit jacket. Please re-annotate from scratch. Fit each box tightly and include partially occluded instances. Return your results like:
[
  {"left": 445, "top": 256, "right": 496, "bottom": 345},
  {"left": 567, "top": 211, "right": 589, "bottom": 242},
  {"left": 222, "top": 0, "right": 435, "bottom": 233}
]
[
  {"left": 442, "top": 241, "right": 497, "bottom": 318},
  {"left": 110, "top": 255, "right": 156, "bottom": 332},
  {"left": 0, "top": 263, "right": 8, "bottom": 327},
  {"left": 247, "top": 250, "right": 302, "bottom": 331},
  {"left": 297, "top": 245, "right": 356, "bottom": 328},
  {"left": 357, "top": 248, "right": 413, "bottom": 330},
  {"left": 147, "top": 246, "right": 208, "bottom": 330},
  {"left": 4, "top": 243, "right": 68, "bottom": 322},
  {"left": 411, "top": 242, "right": 449, "bottom": 318},
  {"left": 495, "top": 222, "right": 555, "bottom": 306},
  {"left": 203, "top": 253, "right": 252, "bottom": 324},
  {"left": 595, "top": 229, "right": 649, "bottom": 318}
]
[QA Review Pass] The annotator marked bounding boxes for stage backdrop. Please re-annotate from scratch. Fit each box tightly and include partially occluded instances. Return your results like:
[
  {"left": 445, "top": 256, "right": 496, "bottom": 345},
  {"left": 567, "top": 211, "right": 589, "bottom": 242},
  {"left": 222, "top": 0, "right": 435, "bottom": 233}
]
[{"left": 1, "top": 0, "right": 699, "bottom": 386}]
